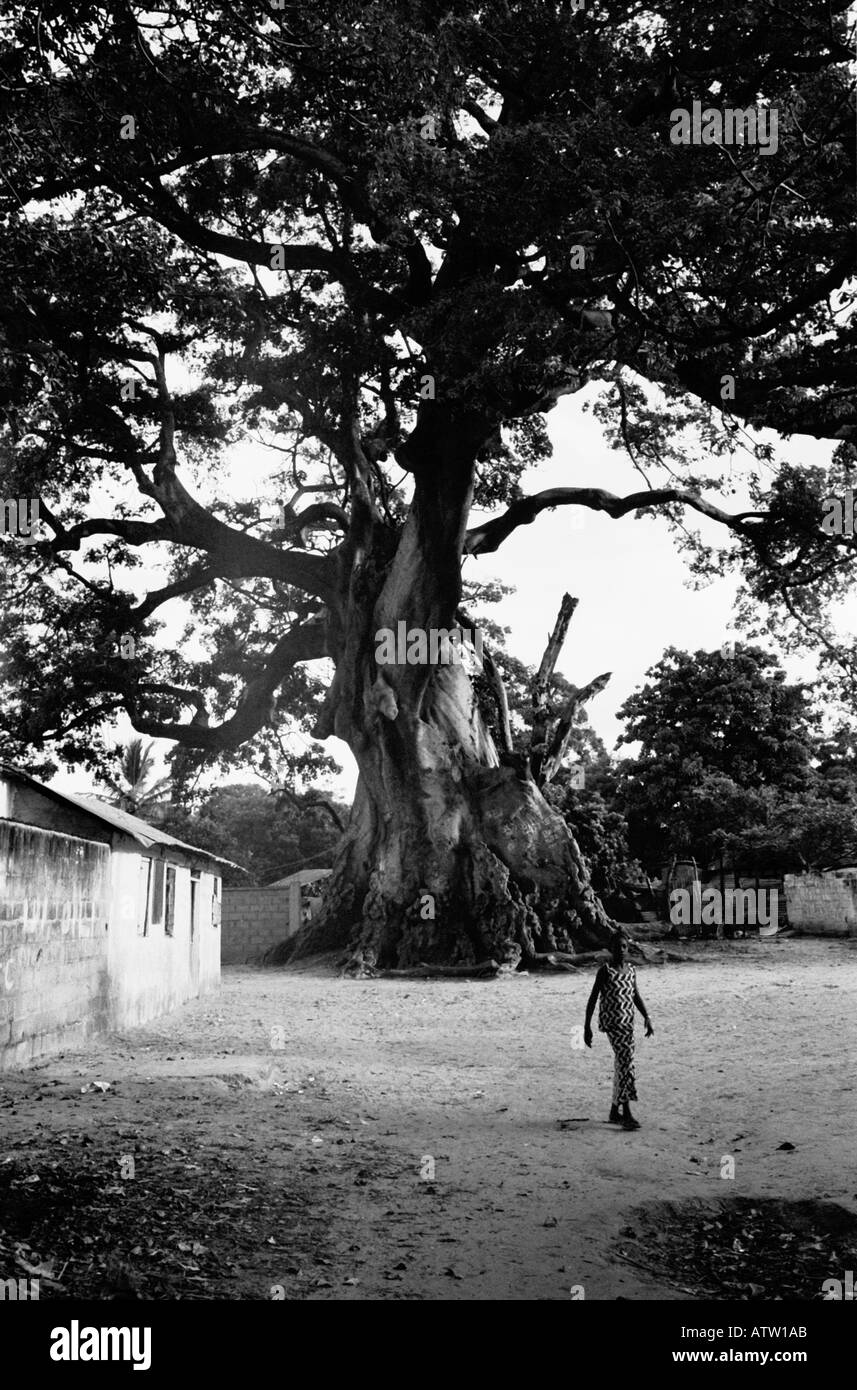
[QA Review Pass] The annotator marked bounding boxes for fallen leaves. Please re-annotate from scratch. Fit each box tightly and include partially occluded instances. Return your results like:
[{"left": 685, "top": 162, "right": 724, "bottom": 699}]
[
  {"left": 0, "top": 1142, "right": 334, "bottom": 1300},
  {"left": 613, "top": 1197, "right": 857, "bottom": 1300}
]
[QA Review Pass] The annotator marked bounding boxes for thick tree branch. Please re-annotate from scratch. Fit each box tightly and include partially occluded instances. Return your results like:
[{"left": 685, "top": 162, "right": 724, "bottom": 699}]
[
  {"left": 465, "top": 486, "right": 759, "bottom": 555},
  {"left": 615, "top": 245, "right": 856, "bottom": 351},
  {"left": 153, "top": 472, "right": 336, "bottom": 598},
  {"left": 126, "top": 617, "right": 330, "bottom": 751},
  {"left": 460, "top": 99, "right": 498, "bottom": 134},
  {"left": 293, "top": 501, "right": 349, "bottom": 537},
  {"left": 130, "top": 179, "right": 402, "bottom": 318},
  {"left": 45, "top": 512, "right": 174, "bottom": 550},
  {"left": 130, "top": 564, "right": 225, "bottom": 623},
  {"left": 135, "top": 683, "right": 211, "bottom": 722},
  {"left": 40, "top": 397, "right": 337, "bottom": 601},
  {"left": 271, "top": 783, "right": 345, "bottom": 834}
]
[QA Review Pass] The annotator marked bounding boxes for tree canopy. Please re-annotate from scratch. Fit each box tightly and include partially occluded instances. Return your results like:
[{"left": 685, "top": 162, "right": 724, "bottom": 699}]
[
  {"left": 1, "top": 0, "right": 855, "bottom": 771},
  {"left": 0, "top": 2, "right": 855, "bottom": 964}
]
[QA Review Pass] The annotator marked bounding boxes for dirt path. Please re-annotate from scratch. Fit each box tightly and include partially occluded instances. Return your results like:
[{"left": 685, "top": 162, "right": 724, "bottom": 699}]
[{"left": 1, "top": 938, "right": 855, "bottom": 1300}]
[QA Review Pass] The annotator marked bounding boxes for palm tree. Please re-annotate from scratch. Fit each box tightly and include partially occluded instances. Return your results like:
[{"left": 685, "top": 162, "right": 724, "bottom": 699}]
[{"left": 99, "top": 738, "right": 172, "bottom": 820}]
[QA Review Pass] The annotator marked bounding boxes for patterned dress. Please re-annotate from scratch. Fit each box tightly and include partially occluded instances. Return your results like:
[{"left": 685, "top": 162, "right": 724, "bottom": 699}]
[{"left": 598, "top": 962, "right": 638, "bottom": 1104}]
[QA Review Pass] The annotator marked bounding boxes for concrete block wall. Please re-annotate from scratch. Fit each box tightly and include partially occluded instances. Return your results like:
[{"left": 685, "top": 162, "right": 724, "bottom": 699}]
[
  {"left": 221, "top": 888, "right": 293, "bottom": 963},
  {"left": 0, "top": 820, "right": 112, "bottom": 1068},
  {"left": 784, "top": 871, "right": 857, "bottom": 935}
]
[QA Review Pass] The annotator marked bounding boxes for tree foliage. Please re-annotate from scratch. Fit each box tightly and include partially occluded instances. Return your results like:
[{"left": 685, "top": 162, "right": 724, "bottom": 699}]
[
  {"left": 156, "top": 781, "right": 344, "bottom": 886},
  {"left": 0, "top": 1, "right": 854, "bottom": 778},
  {"left": 613, "top": 644, "right": 854, "bottom": 871},
  {"left": 97, "top": 735, "right": 171, "bottom": 817}
]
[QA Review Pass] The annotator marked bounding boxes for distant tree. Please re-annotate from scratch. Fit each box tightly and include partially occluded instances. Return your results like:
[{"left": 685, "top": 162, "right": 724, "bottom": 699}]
[
  {"left": 730, "top": 786, "right": 857, "bottom": 875},
  {"left": 615, "top": 647, "right": 818, "bottom": 870},
  {"left": 157, "top": 781, "right": 344, "bottom": 886},
  {"left": 98, "top": 737, "right": 171, "bottom": 819},
  {"left": 812, "top": 724, "right": 857, "bottom": 802},
  {"left": 547, "top": 773, "right": 639, "bottom": 897}
]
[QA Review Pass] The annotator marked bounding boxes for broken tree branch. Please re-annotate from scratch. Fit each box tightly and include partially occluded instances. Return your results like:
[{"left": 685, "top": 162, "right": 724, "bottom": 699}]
[
  {"left": 540, "top": 670, "right": 612, "bottom": 787},
  {"left": 531, "top": 593, "right": 578, "bottom": 784}
]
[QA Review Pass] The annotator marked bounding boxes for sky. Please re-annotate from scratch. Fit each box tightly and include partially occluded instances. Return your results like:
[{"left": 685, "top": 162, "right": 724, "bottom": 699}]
[
  {"left": 48, "top": 382, "right": 843, "bottom": 806},
  {"left": 471, "top": 389, "right": 839, "bottom": 744}
]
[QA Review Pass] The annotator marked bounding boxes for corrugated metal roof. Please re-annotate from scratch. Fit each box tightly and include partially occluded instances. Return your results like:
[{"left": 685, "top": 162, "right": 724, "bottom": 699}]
[
  {"left": 0, "top": 762, "right": 244, "bottom": 871},
  {"left": 267, "top": 867, "right": 332, "bottom": 888}
]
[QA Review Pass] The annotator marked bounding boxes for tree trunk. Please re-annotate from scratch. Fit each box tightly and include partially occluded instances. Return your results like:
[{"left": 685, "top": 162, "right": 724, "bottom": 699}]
[
  {"left": 287, "top": 404, "right": 616, "bottom": 969},
  {"left": 291, "top": 659, "right": 614, "bottom": 969}
]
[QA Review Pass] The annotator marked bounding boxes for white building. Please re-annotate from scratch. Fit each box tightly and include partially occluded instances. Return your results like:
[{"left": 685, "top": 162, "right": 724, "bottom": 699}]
[{"left": 0, "top": 762, "right": 238, "bottom": 1068}]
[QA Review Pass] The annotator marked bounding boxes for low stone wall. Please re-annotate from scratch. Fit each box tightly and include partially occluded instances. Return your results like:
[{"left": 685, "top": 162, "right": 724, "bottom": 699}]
[
  {"left": 784, "top": 870, "right": 857, "bottom": 935},
  {"left": 221, "top": 888, "right": 293, "bottom": 964}
]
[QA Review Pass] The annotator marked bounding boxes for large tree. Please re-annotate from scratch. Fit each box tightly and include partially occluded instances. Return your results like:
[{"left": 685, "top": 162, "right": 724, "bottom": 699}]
[{"left": 0, "top": 2, "right": 855, "bottom": 967}]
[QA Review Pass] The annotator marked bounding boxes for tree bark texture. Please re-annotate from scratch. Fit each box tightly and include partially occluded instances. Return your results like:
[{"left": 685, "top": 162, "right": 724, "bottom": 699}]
[{"left": 284, "top": 407, "right": 616, "bottom": 968}]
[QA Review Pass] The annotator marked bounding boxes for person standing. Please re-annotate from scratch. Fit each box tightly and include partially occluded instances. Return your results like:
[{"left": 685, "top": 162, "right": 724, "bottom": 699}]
[{"left": 584, "top": 930, "right": 654, "bottom": 1130}]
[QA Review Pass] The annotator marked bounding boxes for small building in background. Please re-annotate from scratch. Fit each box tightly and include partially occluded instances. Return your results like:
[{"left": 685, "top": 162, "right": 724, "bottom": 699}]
[
  {"left": 0, "top": 763, "right": 236, "bottom": 1069},
  {"left": 221, "top": 867, "right": 332, "bottom": 964},
  {"left": 784, "top": 862, "right": 857, "bottom": 936}
]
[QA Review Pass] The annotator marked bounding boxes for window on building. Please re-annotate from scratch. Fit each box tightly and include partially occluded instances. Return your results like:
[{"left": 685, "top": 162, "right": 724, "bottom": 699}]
[
  {"left": 164, "top": 865, "right": 176, "bottom": 936},
  {"left": 137, "top": 859, "right": 150, "bottom": 936},
  {"left": 150, "top": 859, "right": 165, "bottom": 927},
  {"left": 211, "top": 875, "right": 221, "bottom": 929},
  {"left": 190, "top": 871, "right": 200, "bottom": 939}
]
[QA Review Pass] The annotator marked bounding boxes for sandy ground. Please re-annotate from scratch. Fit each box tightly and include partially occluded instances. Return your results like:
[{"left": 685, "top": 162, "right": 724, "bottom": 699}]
[{"left": 1, "top": 937, "right": 856, "bottom": 1301}]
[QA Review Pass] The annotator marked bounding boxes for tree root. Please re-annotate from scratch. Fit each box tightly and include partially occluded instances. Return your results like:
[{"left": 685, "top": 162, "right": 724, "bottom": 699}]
[
  {"left": 631, "top": 941, "right": 692, "bottom": 964},
  {"left": 377, "top": 959, "right": 502, "bottom": 979},
  {"left": 530, "top": 949, "right": 608, "bottom": 969}
]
